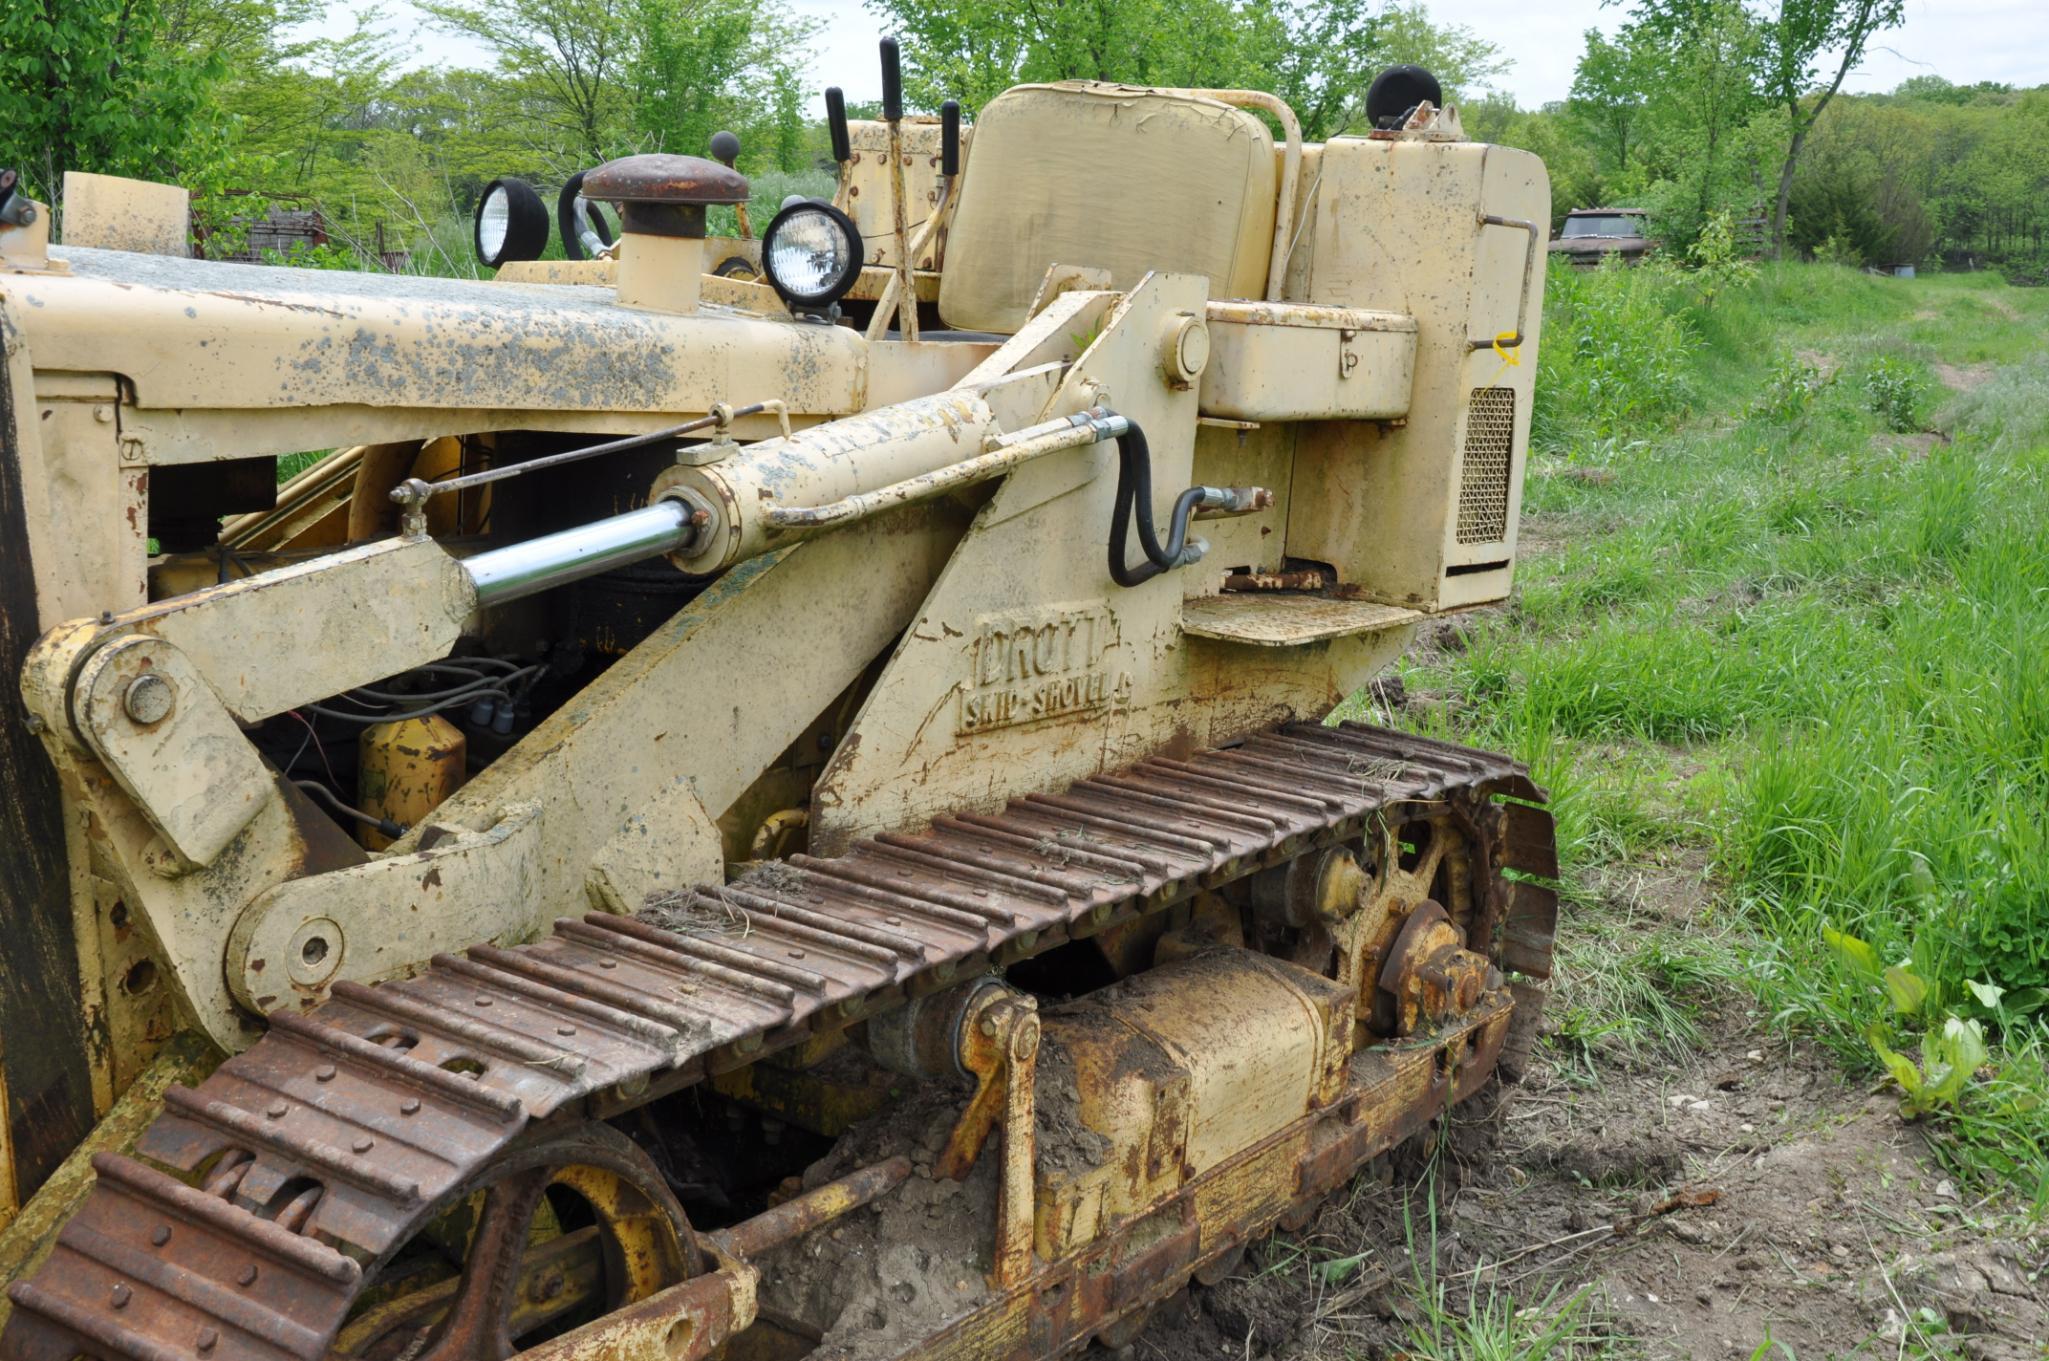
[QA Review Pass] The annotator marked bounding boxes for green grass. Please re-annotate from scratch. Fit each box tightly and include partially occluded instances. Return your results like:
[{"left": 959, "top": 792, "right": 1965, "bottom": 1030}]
[
  {"left": 1392, "top": 1174, "right": 1630, "bottom": 1360},
  {"left": 275, "top": 449, "right": 330, "bottom": 482},
  {"left": 1400, "top": 1276, "right": 1614, "bottom": 1360},
  {"left": 1401, "top": 262, "right": 2049, "bottom": 1204}
]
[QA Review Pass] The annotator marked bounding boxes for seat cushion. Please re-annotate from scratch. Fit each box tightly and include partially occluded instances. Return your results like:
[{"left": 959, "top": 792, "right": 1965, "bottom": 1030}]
[{"left": 937, "top": 83, "right": 1278, "bottom": 333}]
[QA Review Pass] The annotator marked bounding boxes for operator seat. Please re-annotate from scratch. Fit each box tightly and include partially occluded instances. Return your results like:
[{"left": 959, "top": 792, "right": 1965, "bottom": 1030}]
[{"left": 937, "top": 83, "right": 1279, "bottom": 334}]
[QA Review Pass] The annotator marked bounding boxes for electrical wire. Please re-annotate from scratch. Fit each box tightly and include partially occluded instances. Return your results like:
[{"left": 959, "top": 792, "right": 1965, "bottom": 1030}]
[
  {"left": 280, "top": 655, "right": 547, "bottom": 841},
  {"left": 344, "top": 673, "right": 525, "bottom": 704},
  {"left": 307, "top": 694, "right": 495, "bottom": 725},
  {"left": 861, "top": 216, "right": 932, "bottom": 239},
  {"left": 282, "top": 710, "right": 320, "bottom": 780},
  {"left": 292, "top": 780, "right": 405, "bottom": 838},
  {"left": 304, "top": 660, "right": 545, "bottom": 727},
  {"left": 283, "top": 709, "right": 342, "bottom": 789}
]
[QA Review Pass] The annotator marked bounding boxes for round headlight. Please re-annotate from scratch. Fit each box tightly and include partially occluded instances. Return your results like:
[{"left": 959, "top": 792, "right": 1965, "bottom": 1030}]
[
  {"left": 473, "top": 177, "right": 549, "bottom": 269},
  {"left": 760, "top": 200, "right": 864, "bottom": 310}
]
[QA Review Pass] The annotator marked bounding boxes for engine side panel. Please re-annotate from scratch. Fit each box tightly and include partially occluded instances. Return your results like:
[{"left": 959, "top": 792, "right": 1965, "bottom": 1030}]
[{"left": 0, "top": 304, "right": 97, "bottom": 1221}]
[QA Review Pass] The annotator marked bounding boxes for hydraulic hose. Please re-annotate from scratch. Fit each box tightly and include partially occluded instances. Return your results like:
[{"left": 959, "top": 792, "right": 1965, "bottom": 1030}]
[{"left": 1108, "top": 419, "right": 1209, "bottom": 588}]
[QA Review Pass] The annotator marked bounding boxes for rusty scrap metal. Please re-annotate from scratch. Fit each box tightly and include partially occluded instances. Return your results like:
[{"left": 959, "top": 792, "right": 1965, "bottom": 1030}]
[
  {"left": 1377, "top": 899, "right": 1489, "bottom": 1036},
  {"left": 920, "top": 983, "right": 1040, "bottom": 1287},
  {"left": 515, "top": 1266, "right": 751, "bottom": 1361},
  {"left": 993, "top": 1002, "right": 1040, "bottom": 1289},
  {"left": 325, "top": 1122, "right": 696, "bottom": 1361},
  {"left": 1222, "top": 568, "right": 1324, "bottom": 592},
  {"left": 708, "top": 1157, "right": 912, "bottom": 1261},
  {"left": 0, "top": 722, "right": 1553, "bottom": 1361},
  {"left": 871, "top": 994, "right": 1517, "bottom": 1361}
]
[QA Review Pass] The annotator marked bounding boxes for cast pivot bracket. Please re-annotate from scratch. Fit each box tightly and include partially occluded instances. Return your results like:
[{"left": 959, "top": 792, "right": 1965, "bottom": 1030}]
[{"left": 935, "top": 985, "right": 1040, "bottom": 1288}]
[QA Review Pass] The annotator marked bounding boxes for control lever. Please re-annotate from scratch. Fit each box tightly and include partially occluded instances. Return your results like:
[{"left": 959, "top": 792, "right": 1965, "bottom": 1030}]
[
  {"left": 824, "top": 87, "right": 851, "bottom": 165},
  {"left": 879, "top": 36, "right": 918, "bottom": 341},
  {"left": 879, "top": 36, "right": 904, "bottom": 121},
  {"left": 940, "top": 99, "right": 961, "bottom": 179}
]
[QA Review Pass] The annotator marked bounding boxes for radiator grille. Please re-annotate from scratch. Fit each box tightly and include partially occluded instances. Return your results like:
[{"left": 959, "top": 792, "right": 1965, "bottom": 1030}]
[{"left": 1456, "top": 387, "right": 1516, "bottom": 545}]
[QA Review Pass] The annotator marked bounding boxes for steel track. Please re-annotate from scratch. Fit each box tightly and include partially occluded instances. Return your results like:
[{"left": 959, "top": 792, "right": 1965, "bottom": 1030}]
[{"left": 0, "top": 721, "right": 1556, "bottom": 1361}]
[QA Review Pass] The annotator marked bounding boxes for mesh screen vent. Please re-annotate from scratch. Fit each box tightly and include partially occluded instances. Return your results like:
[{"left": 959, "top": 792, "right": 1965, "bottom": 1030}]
[{"left": 1456, "top": 387, "right": 1516, "bottom": 545}]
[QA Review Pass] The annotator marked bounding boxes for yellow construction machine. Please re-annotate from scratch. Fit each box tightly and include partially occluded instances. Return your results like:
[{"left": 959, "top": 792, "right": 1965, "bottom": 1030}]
[{"left": 0, "top": 46, "right": 1556, "bottom": 1361}]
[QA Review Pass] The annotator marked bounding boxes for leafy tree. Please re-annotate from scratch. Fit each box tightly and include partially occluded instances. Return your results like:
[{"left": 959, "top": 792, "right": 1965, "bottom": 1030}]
[
  {"left": 161, "top": 0, "right": 316, "bottom": 66},
  {"left": 767, "top": 65, "right": 805, "bottom": 172},
  {"left": 1631, "top": 0, "right": 1906, "bottom": 256},
  {"left": 1594, "top": 0, "right": 1768, "bottom": 251},
  {"left": 628, "top": 0, "right": 814, "bottom": 163},
  {"left": 860, "top": 0, "right": 1245, "bottom": 112},
  {"left": 1568, "top": 28, "right": 1657, "bottom": 172},
  {"left": 1787, "top": 91, "right": 1934, "bottom": 264},
  {"left": 861, "top": 0, "right": 1499, "bottom": 139},
  {"left": 421, "top": 0, "right": 811, "bottom": 169},
  {"left": 0, "top": 0, "right": 225, "bottom": 200},
  {"left": 1752, "top": 0, "right": 1906, "bottom": 257},
  {"left": 421, "top": 0, "right": 634, "bottom": 163}
]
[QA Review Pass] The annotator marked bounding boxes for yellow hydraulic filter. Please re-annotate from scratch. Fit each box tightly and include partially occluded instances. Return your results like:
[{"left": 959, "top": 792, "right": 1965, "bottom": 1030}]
[{"left": 356, "top": 715, "right": 467, "bottom": 851}]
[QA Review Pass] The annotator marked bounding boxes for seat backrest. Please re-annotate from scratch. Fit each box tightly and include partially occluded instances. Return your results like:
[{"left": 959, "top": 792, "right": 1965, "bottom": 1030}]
[{"left": 938, "top": 83, "right": 1278, "bottom": 333}]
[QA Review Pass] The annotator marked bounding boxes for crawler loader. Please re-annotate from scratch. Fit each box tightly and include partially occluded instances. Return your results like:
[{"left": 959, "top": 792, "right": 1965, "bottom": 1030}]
[{"left": 0, "top": 46, "right": 1557, "bottom": 1361}]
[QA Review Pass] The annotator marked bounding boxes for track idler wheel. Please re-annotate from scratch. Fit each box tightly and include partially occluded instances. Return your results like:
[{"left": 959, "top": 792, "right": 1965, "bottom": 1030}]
[
  {"left": 1376, "top": 900, "right": 1490, "bottom": 1037},
  {"left": 331, "top": 1122, "right": 699, "bottom": 1360}
]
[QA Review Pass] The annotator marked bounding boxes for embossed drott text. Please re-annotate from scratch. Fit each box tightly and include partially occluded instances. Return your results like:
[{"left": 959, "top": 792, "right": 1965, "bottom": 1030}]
[{"left": 959, "top": 606, "right": 1129, "bottom": 735}]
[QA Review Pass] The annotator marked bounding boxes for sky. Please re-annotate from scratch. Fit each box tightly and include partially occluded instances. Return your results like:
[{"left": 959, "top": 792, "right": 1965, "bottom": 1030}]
[{"left": 319, "top": 0, "right": 2049, "bottom": 108}]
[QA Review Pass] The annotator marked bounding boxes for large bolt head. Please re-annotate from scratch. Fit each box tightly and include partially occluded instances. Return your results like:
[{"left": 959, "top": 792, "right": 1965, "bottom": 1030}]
[
  {"left": 1012, "top": 1014, "right": 1041, "bottom": 1061},
  {"left": 123, "top": 673, "right": 175, "bottom": 725},
  {"left": 1161, "top": 313, "right": 1210, "bottom": 389}
]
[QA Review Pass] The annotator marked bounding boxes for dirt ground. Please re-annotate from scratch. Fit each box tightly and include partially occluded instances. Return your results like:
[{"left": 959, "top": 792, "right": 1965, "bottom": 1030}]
[{"left": 1115, "top": 881, "right": 2049, "bottom": 1360}]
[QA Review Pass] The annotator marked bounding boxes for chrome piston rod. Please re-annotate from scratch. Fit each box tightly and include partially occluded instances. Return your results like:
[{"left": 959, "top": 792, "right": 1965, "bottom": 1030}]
[{"left": 460, "top": 500, "right": 699, "bottom": 607}]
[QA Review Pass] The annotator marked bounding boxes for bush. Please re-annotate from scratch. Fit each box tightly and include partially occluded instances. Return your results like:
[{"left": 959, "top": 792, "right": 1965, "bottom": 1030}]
[
  {"left": 1532, "top": 261, "right": 1699, "bottom": 454},
  {"left": 1684, "top": 210, "right": 1758, "bottom": 310},
  {"left": 1750, "top": 351, "right": 1834, "bottom": 425},
  {"left": 1863, "top": 354, "right": 1930, "bottom": 431}
]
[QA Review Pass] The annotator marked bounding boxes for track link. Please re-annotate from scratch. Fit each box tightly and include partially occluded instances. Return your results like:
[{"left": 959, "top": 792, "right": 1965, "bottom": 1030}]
[{"left": 0, "top": 721, "right": 1556, "bottom": 1361}]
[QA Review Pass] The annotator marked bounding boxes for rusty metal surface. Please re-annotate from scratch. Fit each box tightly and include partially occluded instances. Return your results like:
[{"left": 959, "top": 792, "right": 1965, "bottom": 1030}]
[
  {"left": 329, "top": 1121, "right": 695, "bottom": 1360},
  {"left": 0, "top": 721, "right": 1552, "bottom": 1361},
  {"left": 511, "top": 1266, "right": 747, "bottom": 1361},
  {"left": 867, "top": 991, "right": 1517, "bottom": 1361},
  {"left": 581, "top": 156, "right": 750, "bottom": 207},
  {"left": 1221, "top": 569, "right": 1326, "bottom": 592},
  {"left": 707, "top": 1158, "right": 910, "bottom": 1262}
]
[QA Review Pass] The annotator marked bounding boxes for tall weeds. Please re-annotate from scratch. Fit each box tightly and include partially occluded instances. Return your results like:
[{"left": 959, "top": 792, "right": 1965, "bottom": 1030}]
[
  {"left": 1531, "top": 260, "right": 1699, "bottom": 453},
  {"left": 1405, "top": 265, "right": 2049, "bottom": 1197}
]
